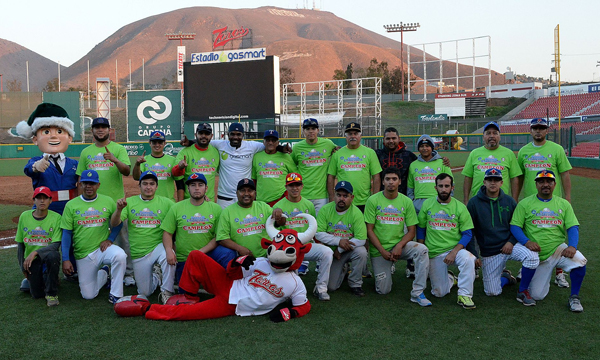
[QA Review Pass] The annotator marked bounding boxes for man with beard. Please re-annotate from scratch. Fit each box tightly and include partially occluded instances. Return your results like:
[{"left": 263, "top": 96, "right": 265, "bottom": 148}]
[{"left": 375, "top": 127, "right": 417, "bottom": 196}]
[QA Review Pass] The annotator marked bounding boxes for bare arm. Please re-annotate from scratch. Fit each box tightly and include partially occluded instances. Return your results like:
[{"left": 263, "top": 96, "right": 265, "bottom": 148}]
[
  {"left": 372, "top": 173, "right": 381, "bottom": 194},
  {"left": 219, "top": 239, "right": 252, "bottom": 256},
  {"left": 560, "top": 171, "right": 572, "bottom": 203},
  {"left": 327, "top": 174, "right": 336, "bottom": 201},
  {"left": 515, "top": 175, "right": 524, "bottom": 200},
  {"left": 510, "top": 177, "right": 519, "bottom": 202},
  {"left": 199, "top": 239, "right": 218, "bottom": 254},
  {"left": 463, "top": 176, "right": 473, "bottom": 204},
  {"left": 366, "top": 223, "right": 391, "bottom": 260},
  {"left": 162, "top": 231, "right": 177, "bottom": 265}
]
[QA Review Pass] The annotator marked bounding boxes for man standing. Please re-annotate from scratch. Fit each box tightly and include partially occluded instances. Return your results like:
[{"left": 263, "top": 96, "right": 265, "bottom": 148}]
[
  {"left": 375, "top": 127, "right": 417, "bottom": 195},
  {"left": 467, "top": 168, "right": 539, "bottom": 304},
  {"left": 252, "top": 130, "right": 297, "bottom": 206},
  {"left": 510, "top": 170, "right": 586, "bottom": 312},
  {"left": 61, "top": 170, "right": 126, "bottom": 304},
  {"left": 327, "top": 122, "right": 382, "bottom": 212},
  {"left": 133, "top": 131, "right": 181, "bottom": 201},
  {"left": 417, "top": 173, "right": 477, "bottom": 309},
  {"left": 274, "top": 173, "right": 334, "bottom": 301},
  {"left": 316, "top": 181, "right": 368, "bottom": 296},
  {"left": 111, "top": 171, "right": 176, "bottom": 304},
  {"left": 462, "top": 121, "right": 521, "bottom": 204},
  {"left": 364, "top": 167, "right": 431, "bottom": 306}
]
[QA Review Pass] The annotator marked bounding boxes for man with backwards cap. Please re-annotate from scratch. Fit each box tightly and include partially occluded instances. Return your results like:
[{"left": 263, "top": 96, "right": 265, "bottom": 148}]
[
  {"left": 462, "top": 121, "right": 522, "bottom": 204},
  {"left": 510, "top": 170, "right": 586, "bottom": 312},
  {"left": 111, "top": 170, "right": 176, "bottom": 304}
]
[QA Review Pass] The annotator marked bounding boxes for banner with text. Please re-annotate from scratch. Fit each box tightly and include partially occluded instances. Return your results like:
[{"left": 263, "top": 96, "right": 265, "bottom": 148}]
[
  {"left": 418, "top": 114, "right": 448, "bottom": 122},
  {"left": 177, "top": 46, "right": 185, "bottom": 82},
  {"left": 191, "top": 47, "right": 266, "bottom": 65},
  {"left": 126, "top": 90, "right": 182, "bottom": 142}
]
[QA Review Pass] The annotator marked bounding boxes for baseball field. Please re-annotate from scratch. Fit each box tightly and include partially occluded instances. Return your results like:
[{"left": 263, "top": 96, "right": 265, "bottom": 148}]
[{"left": 1, "top": 152, "right": 598, "bottom": 359}]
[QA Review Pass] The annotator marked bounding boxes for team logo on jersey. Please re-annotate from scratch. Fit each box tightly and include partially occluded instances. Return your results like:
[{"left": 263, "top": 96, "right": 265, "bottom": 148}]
[
  {"left": 86, "top": 153, "right": 114, "bottom": 170},
  {"left": 75, "top": 207, "right": 106, "bottom": 227},
  {"left": 286, "top": 208, "right": 309, "bottom": 228},
  {"left": 301, "top": 149, "right": 327, "bottom": 166},
  {"left": 339, "top": 155, "right": 367, "bottom": 171},
  {"left": 414, "top": 166, "right": 439, "bottom": 182},
  {"left": 376, "top": 205, "right": 405, "bottom": 224},
  {"left": 235, "top": 214, "right": 265, "bottom": 236},
  {"left": 131, "top": 208, "right": 160, "bottom": 228},
  {"left": 182, "top": 213, "right": 213, "bottom": 232},
  {"left": 427, "top": 210, "right": 457, "bottom": 230},
  {"left": 191, "top": 157, "right": 217, "bottom": 174},
  {"left": 149, "top": 163, "right": 171, "bottom": 178},
  {"left": 258, "top": 161, "right": 285, "bottom": 177},
  {"left": 531, "top": 207, "right": 563, "bottom": 227},
  {"left": 524, "top": 153, "right": 552, "bottom": 171},
  {"left": 22, "top": 226, "right": 52, "bottom": 246},
  {"left": 476, "top": 155, "right": 505, "bottom": 171},
  {"left": 248, "top": 269, "right": 284, "bottom": 297},
  {"left": 328, "top": 221, "right": 353, "bottom": 238}
]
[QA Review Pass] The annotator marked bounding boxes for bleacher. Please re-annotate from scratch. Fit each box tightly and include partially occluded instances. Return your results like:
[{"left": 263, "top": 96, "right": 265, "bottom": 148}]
[
  {"left": 512, "top": 92, "right": 600, "bottom": 119},
  {"left": 500, "top": 120, "right": 600, "bottom": 135},
  {"left": 571, "top": 142, "right": 600, "bottom": 158}
]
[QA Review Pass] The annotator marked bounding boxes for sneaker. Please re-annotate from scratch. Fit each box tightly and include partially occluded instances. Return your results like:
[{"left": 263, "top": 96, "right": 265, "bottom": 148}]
[
  {"left": 410, "top": 293, "right": 432, "bottom": 307},
  {"left": 405, "top": 262, "right": 415, "bottom": 279},
  {"left": 569, "top": 295, "right": 583, "bottom": 312},
  {"left": 124, "top": 276, "right": 136, "bottom": 287},
  {"left": 298, "top": 264, "right": 309, "bottom": 276},
  {"left": 108, "top": 294, "right": 121, "bottom": 304},
  {"left": 362, "top": 270, "right": 373, "bottom": 279},
  {"left": 64, "top": 273, "right": 79, "bottom": 283},
  {"left": 555, "top": 272, "right": 570, "bottom": 288},
  {"left": 45, "top": 295, "right": 59, "bottom": 307},
  {"left": 350, "top": 287, "right": 365, "bottom": 297},
  {"left": 448, "top": 270, "right": 457, "bottom": 288},
  {"left": 313, "top": 288, "right": 331, "bottom": 301},
  {"left": 153, "top": 263, "right": 163, "bottom": 286},
  {"left": 457, "top": 295, "right": 476, "bottom": 309},
  {"left": 100, "top": 266, "right": 111, "bottom": 290},
  {"left": 158, "top": 290, "right": 174, "bottom": 305},
  {"left": 501, "top": 269, "right": 517, "bottom": 286},
  {"left": 516, "top": 268, "right": 522, "bottom": 282},
  {"left": 391, "top": 262, "right": 396, "bottom": 275},
  {"left": 516, "top": 290, "right": 536, "bottom": 306},
  {"left": 20, "top": 278, "right": 30, "bottom": 293}
]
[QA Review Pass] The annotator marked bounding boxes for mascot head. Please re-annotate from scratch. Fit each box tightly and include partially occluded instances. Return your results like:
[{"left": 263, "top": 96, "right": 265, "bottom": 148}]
[{"left": 262, "top": 213, "right": 317, "bottom": 273}]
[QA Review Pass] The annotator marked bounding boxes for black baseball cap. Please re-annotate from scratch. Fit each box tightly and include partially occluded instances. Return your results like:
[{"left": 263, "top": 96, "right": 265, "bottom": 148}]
[
  {"left": 237, "top": 178, "right": 256, "bottom": 191},
  {"left": 229, "top": 123, "right": 244, "bottom": 133},
  {"left": 345, "top": 122, "right": 361, "bottom": 133},
  {"left": 92, "top": 117, "right": 110, "bottom": 128},
  {"left": 334, "top": 181, "right": 353, "bottom": 194},
  {"left": 196, "top": 123, "right": 213, "bottom": 133},
  {"left": 302, "top": 118, "right": 319, "bottom": 128}
]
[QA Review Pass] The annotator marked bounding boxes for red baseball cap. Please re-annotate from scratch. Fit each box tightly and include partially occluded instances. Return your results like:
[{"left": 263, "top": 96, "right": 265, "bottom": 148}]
[
  {"left": 33, "top": 186, "right": 52, "bottom": 199},
  {"left": 285, "top": 173, "right": 303, "bottom": 185}
]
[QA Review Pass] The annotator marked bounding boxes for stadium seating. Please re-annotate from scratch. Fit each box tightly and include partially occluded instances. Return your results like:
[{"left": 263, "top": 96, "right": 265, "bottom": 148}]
[
  {"left": 512, "top": 92, "right": 600, "bottom": 119},
  {"left": 571, "top": 142, "right": 600, "bottom": 158},
  {"left": 500, "top": 121, "right": 600, "bottom": 135}
]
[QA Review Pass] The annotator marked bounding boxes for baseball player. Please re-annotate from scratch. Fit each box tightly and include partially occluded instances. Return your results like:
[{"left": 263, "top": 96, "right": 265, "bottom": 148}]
[
  {"left": 61, "top": 170, "right": 126, "bottom": 304},
  {"left": 467, "top": 168, "right": 540, "bottom": 303},
  {"left": 111, "top": 171, "right": 176, "bottom": 304},
  {"left": 16, "top": 187, "right": 62, "bottom": 306},
  {"left": 417, "top": 173, "right": 477, "bottom": 309},
  {"left": 510, "top": 170, "right": 586, "bottom": 312},
  {"left": 375, "top": 127, "right": 418, "bottom": 196},
  {"left": 274, "top": 172, "right": 334, "bottom": 301},
  {"left": 316, "top": 181, "right": 368, "bottom": 296},
  {"left": 364, "top": 167, "right": 431, "bottom": 306}
]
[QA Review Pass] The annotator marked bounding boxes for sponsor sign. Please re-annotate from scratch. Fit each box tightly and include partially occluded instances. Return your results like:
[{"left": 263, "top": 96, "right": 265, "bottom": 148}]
[
  {"left": 191, "top": 48, "right": 267, "bottom": 65},
  {"left": 589, "top": 84, "right": 600, "bottom": 93},
  {"left": 418, "top": 114, "right": 448, "bottom": 122},
  {"left": 212, "top": 26, "right": 250, "bottom": 49},
  {"left": 126, "top": 90, "right": 182, "bottom": 142},
  {"left": 435, "top": 92, "right": 486, "bottom": 99},
  {"left": 177, "top": 46, "right": 185, "bottom": 82}
]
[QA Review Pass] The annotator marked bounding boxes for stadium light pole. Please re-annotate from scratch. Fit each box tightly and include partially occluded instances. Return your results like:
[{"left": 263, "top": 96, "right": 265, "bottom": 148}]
[
  {"left": 0, "top": 74, "right": 2, "bottom": 92},
  {"left": 165, "top": 31, "right": 196, "bottom": 90},
  {"left": 384, "top": 22, "right": 420, "bottom": 101}
]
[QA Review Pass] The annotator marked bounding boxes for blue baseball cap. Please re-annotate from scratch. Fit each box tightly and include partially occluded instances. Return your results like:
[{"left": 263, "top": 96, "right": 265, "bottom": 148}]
[
  {"left": 334, "top": 180, "right": 353, "bottom": 194},
  {"left": 80, "top": 169, "right": 100, "bottom": 183},
  {"left": 263, "top": 129, "right": 279, "bottom": 139},
  {"left": 91, "top": 117, "right": 110, "bottom": 128},
  {"left": 149, "top": 130, "right": 166, "bottom": 141},
  {"left": 196, "top": 123, "right": 213, "bottom": 133},
  {"left": 483, "top": 121, "right": 500, "bottom": 132},
  {"left": 229, "top": 123, "right": 244, "bottom": 133},
  {"left": 530, "top": 118, "right": 549, "bottom": 128},
  {"left": 139, "top": 170, "right": 158, "bottom": 183},
  {"left": 302, "top": 118, "right": 319, "bottom": 128},
  {"left": 484, "top": 168, "right": 503, "bottom": 180},
  {"left": 185, "top": 173, "right": 207, "bottom": 185}
]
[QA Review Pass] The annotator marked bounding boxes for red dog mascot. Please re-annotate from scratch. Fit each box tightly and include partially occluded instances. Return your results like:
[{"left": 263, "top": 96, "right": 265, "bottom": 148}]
[{"left": 115, "top": 213, "right": 316, "bottom": 322}]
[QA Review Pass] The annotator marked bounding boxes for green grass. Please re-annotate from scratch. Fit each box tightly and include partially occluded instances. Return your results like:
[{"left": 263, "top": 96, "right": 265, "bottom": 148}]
[
  {"left": 0, "top": 205, "right": 30, "bottom": 231},
  {"left": 1, "top": 174, "right": 599, "bottom": 359}
]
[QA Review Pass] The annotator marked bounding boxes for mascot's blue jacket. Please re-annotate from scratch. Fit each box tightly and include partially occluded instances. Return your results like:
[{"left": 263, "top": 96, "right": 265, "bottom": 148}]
[{"left": 24, "top": 156, "right": 79, "bottom": 215}]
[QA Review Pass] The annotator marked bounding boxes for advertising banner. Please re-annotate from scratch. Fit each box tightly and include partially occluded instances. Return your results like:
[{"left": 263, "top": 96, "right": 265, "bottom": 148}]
[
  {"left": 177, "top": 46, "right": 185, "bottom": 82},
  {"left": 418, "top": 114, "right": 448, "bottom": 122},
  {"left": 191, "top": 48, "right": 266, "bottom": 65},
  {"left": 127, "top": 90, "right": 182, "bottom": 141}
]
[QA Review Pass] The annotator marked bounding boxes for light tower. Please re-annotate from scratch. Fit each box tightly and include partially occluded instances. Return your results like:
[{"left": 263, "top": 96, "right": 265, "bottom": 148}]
[{"left": 384, "top": 22, "right": 420, "bottom": 101}]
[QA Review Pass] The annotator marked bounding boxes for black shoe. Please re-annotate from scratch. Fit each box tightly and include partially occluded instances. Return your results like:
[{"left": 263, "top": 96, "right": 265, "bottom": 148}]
[{"left": 350, "top": 287, "right": 365, "bottom": 297}]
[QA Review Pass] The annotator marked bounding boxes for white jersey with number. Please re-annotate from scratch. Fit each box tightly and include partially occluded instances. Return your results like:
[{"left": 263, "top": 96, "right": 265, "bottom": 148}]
[
  {"left": 229, "top": 258, "right": 308, "bottom": 316},
  {"left": 211, "top": 140, "right": 264, "bottom": 199}
]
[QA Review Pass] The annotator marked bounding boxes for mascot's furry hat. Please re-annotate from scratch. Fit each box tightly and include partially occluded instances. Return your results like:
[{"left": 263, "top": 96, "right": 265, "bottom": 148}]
[{"left": 16, "top": 103, "right": 75, "bottom": 138}]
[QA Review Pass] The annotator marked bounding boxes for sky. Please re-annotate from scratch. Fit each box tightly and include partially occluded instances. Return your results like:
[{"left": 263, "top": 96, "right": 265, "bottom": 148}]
[{"left": 1, "top": 0, "right": 599, "bottom": 83}]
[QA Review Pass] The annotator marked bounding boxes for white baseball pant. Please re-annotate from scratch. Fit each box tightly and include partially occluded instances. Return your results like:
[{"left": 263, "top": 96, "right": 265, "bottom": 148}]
[
  {"left": 371, "top": 242, "right": 429, "bottom": 297},
  {"left": 113, "top": 222, "right": 134, "bottom": 277},
  {"left": 328, "top": 246, "right": 368, "bottom": 291},
  {"left": 303, "top": 243, "right": 333, "bottom": 294},
  {"left": 481, "top": 243, "right": 540, "bottom": 296},
  {"left": 217, "top": 197, "right": 236, "bottom": 209},
  {"left": 132, "top": 243, "right": 175, "bottom": 296},
  {"left": 76, "top": 245, "right": 126, "bottom": 299},
  {"left": 429, "top": 249, "right": 476, "bottom": 297},
  {"left": 309, "top": 199, "right": 328, "bottom": 215}
]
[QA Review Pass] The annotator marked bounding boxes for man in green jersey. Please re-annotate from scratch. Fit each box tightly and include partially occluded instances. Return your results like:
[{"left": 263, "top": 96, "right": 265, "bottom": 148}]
[
  {"left": 510, "top": 170, "right": 586, "bottom": 312},
  {"left": 274, "top": 172, "right": 334, "bottom": 301},
  {"left": 417, "top": 173, "right": 477, "bottom": 309},
  {"left": 365, "top": 167, "right": 431, "bottom": 306},
  {"left": 61, "top": 170, "right": 126, "bottom": 304},
  {"left": 316, "top": 181, "right": 368, "bottom": 296},
  {"left": 252, "top": 130, "right": 297, "bottom": 206},
  {"left": 462, "top": 121, "right": 521, "bottom": 204},
  {"left": 133, "top": 131, "right": 181, "bottom": 201},
  {"left": 16, "top": 187, "right": 62, "bottom": 306},
  {"left": 111, "top": 171, "right": 176, "bottom": 304},
  {"left": 161, "top": 173, "right": 235, "bottom": 288},
  {"left": 327, "top": 122, "right": 382, "bottom": 212}
]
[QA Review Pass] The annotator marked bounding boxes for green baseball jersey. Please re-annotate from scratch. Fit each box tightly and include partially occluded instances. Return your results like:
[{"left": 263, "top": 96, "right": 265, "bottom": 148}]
[
  {"left": 61, "top": 194, "right": 116, "bottom": 260},
  {"left": 175, "top": 145, "right": 220, "bottom": 201},
  {"left": 216, "top": 201, "right": 273, "bottom": 258},
  {"left": 364, "top": 192, "right": 418, "bottom": 257},
  {"left": 160, "top": 199, "right": 221, "bottom": 262},
  {"left": 407, "top": 159, "right": 452, "bottom": 200},
  {"left": 291, "top": 138, "right": 337, "bottom": 200},
  {"left": 252, "top": 151, "right": 297, "bottom": 202},
  {"left": 316, "top": 202, "right": 367, "bottom": 251},
  {"left": 76, "top": 141, "right": 131, "bottom": 201},
  {"left": 327, "top": 145, "right": 383, "bottom": 206},
  {"left": 462, "top": 145, "right": 522, "bottom": 197},
  {"left": 517, "top": 141, "right": 572, "bottom": 198},
  {"left": 510, "top": 195, "right": 579, "bottom": 261},
  {"left": 120, "top": 195, "right": 175, "bottom": 259},
  {"left": 274, "top": 197, "right": 316, "bottom": 233},
  {"left": 418, "top": 197, "right": 474, "bottom": 258},
  {"left": 15, "top": 210, "right": 62, "bottom": 259},
  {"left": 140, "top": 154, "right": 182, "bottom": 201}
]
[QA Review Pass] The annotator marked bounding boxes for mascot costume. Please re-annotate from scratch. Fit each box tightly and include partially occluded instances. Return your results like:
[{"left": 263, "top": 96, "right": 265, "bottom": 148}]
[{"left": 115, "top": 213, "right": 317, "bottom": 322}]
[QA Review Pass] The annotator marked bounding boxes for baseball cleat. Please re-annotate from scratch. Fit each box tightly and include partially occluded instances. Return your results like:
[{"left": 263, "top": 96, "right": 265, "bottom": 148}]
[
  {"left": 569, "top": 295, "right": 583, "bottom": 312},
  {"left": 100, "top": 265, "right": 111, "bottom": 290},
  {"left": 313, "top": 288, "right": 331, "bottom": 301},
  {"left": 298, "top": 264, "right": 309, "bottom": 276},
  {"left": 410, "top": 293, "right": 432, "bottom": 307},
  {"left": 448, "top": 270, "right": 457, "bottom": 288},
  {"left": 405, "top": 261, "right": 415, "bottom": 279},
  {"left": 350, "top": 286, "right": 365, "bottom": 297},
  {"left": 457, "top": 295, "right": 476, "bottom": 309},
  {"left": 501, "top": 269, "right": 517, "bottom": 286},
  {"left": 45, "top": 295, "right": 59, "bottom": 307},
  {"left": 124, "top": 276, "right": 136, "bottom": 287},
  {"left": 516, "top": 290, "right": 536, "bottom": 306},
  {"left": 20, "top": 278, "right": 30, "bottom": 293},
  {"left": 516, "top": 268, "right": 522, "bottom": 282},
  {"left": 158, "top": 290, "right": 174, "bottom": 305},
  {"left": 109, "top": 294, "right": 121, "bottom": 304},
  {"left": 554, "top": 272, "right": 570, "bottom": 288}
]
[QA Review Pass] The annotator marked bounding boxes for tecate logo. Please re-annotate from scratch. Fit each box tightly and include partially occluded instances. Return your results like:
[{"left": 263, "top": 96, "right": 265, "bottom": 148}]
[{"left": 137, "top": 96, "right": 172, "bottom": 125}]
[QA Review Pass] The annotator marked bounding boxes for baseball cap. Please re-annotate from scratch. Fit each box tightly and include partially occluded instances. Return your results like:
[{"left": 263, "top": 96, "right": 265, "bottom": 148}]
[
  {"left": 185, "top": 173, "right": 207, "bottom": 185},
  {"left": 91, "top": 117, "right": 110, "bottom": 128},
  {"left": 483, "top": 168, "right": 503, "bottom": 180},
  {"left": 80, "top": 169, "right": 100, "bottom": 183},
  {"left": 263, "top": 129, "right": 279, "bottom": 139},
  {"left": 285, "top": 172, "right": 303, "bottom": 185},
  {"left": 139, "top": 170, "right": 158, "bottom": 183},
  {"left": 196, "top": 123, "right": 213, "bottom": 133},
  {"left": 345, "top": 122, "right": 361, "bottom": 133},
  {"left": 530, "top": 118, "right": 549, "bottom": 128},
  {"left": 237, "top": 178, "right": 256, "bottom": 191},
  {"left": 535, "top": 170, "right": 556, "bottom": 181},
  {"left": 229, "top": 123, "right": 244, "bottom": 133},
  {"left": 483, "top": 121, "right": 500, "bottom": 132},
  {"left": 33, "top": 186, "right": 52, "bottom": 199},
  {"left": 302, "top": 118, "right": 319, "bottom": 128},
  {"left": 334, "top": 181, "right": 353, "bottom": 194},
  {"left": 149, "top": 131, "right": 166, "bottom": 141},
  {"left": 417, "top": 134, "right": 435, "bottom": 149}
]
